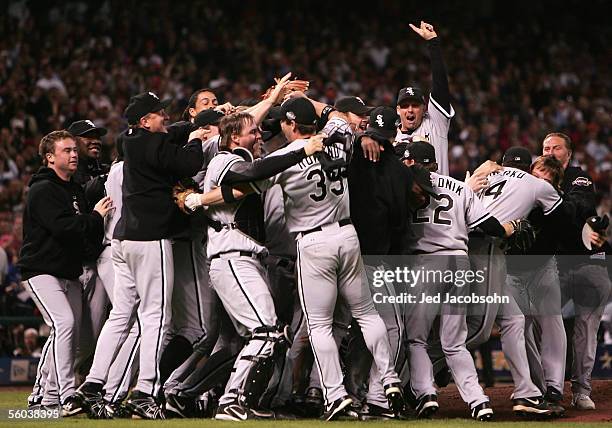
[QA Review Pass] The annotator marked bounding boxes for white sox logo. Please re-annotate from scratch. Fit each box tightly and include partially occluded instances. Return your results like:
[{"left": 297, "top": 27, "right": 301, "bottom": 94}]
[
  {"left": 572, "top": 177, "right": 592, "bottom": 187},
  {"left": 355, "top": 97, "right": 365, "bottom": 105},
  {"left": 406, "top": 87, "right": 415, "bottom": 96},
  {"left": 148, "top": 92, "right": 159, "bottom": 99},
  {"left": 85, "top": 120, "right": 95, "bottom": 127},
  {"left": 375, "top": 114, "right": 384, "bottom": 127},
  {"left": 73, "top": 196, "right": 82, "bottom": 215}
]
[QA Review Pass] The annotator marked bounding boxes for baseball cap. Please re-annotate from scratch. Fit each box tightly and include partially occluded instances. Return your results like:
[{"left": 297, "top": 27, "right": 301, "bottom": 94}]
[
  {"left": 67, "top": 120, "right": 107, "bottom": 138},
  {"left": 407, "top": 164, "right": 436, "bottom": 196},
  {"left": 334, "top": 96, "right": 373, "bottom": 116},
  {"left": 396, "top": 87, "right": 426, "bottom": 105},
  {"left": 280, "top": 98, "right": 318, "bottom": 125},
  {"left": 193, "top": 109, "right": 224, "bottom": 128},
  {"left": 395, "top": 141, "right": 437, "bottom": 164},
  {"left": 502, "top": 146, "right": 532, "bottom": 167},
  {"left": 124, "top": 92, "right": 172, "bottom": 125},
  {"left": 364, "top": 106, "right": 399, "bottom": 141}
]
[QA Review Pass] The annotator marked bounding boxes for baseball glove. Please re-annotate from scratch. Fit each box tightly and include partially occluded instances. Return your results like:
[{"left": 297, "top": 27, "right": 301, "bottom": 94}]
[
  {"left": 506, "top": 219, "right": 536, "bottom": 254},
  {"left": 173, "top": 178, "right": 200, "bottom": 214}
]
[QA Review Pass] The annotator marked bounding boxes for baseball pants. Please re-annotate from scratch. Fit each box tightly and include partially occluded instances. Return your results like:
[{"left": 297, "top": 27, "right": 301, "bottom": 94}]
[
  {"left": 208, "top": 253, "right": 278, "bottom": 406},
  {"left": 24, "top": 275, "right": 82, "bottom": 405},
  {"left": 296, "top": 223, "right": 400, "bottom": 407},
  {"left": 86, "top": 239, "right": 173, "bottom": 398},
  {"left": 95, "top": 245, "right": 141, "bottom": 403},
  {"left": 560, "top": 263, "right": 611, "bottom": 396}
]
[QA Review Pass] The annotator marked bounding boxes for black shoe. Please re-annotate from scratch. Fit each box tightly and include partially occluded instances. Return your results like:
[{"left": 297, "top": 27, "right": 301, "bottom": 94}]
[
  {"left": 544, "top": 386, "right": 563, "bottom": 404},
  {"left": 384, "top": 383, "right": 406, "bottom": 415},
  {"left": 61, "top": 395, "right": 86, "bottom": 417},
  {"left": 358, "top": 402, "right": 396, "bottom": 421},
  {"left": 214, "top": 401, "right": 272, "bottom": 421},
  {"left": 403, "top": 385, "right": 418, "bottom": 409},
  {"left": 125, "top": 390, "right": 165, "bottom": 420},
  {"left": 28, "top": 396, "right": 42, "bottom": 408},
  {"left": 416, "top": 394, "right": 439, "bottom": 419},
  {"left": 322, "top": 396, "right": 355, "bottom": 421},
  {"left": 305, "top": 387, "right": 323, "bottom": 417},
  {"left": 75, "top": 383, "right": 107, "bottom": 419},
  {"left": 471, "top": 401, "right": 494, "bottom": 421},
  {"left": 106, "top": 401, "right": 131, "bottom": 419},
  {"left": 513, "top": 396, "right": 554, "bottom": 417},
  {"left": 165, "top": 394, "right": 195, "bottom": 418}
]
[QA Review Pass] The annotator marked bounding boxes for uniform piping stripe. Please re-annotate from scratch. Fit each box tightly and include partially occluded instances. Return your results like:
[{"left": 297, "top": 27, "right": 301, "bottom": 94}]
[
  {"left": 382, "top": 279, "right": 403, "bottom": 364},
  {"left": 152, "top": 241, "right": 168, "bottom": 396},
  {"left": 218, "top": 158, "right": 241, "bottom": 186},
  {"left": 33, "top": 327, "right": 52, "bottom": 397},
  {"left": 468, "top": 212, "right": 492, "bottom": 228},
  {"left": 228, "top": 260, "right": 265, "bottom": 326},
  {"left": 27, "top": 279, "right": 63, "bottom": 404},
  {"left": 429, "top": 95, "right": 455, "bottom": 119},
  {"left": 190, "top": 242, "right": 205, "bottom": 333},
  {"left": 110, "top": 316, "right": 141, "bottom": 403},
  {"left": 543, "top": 197, "right": 562, "bottom": 215},
  {"left": 296, "top": 241, "right": 330, "bottom": 406}
]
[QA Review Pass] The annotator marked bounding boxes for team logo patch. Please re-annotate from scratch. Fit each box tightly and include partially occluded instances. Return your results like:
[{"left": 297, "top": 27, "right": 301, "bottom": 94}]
[
  {"left": 406, "top": 87, "right": 415, "bottom": 96},
  {"left": 355, "top": 97, "right": 365, "bottom": 105},
  {"left": 375, "top": 114, "right": 384, "bottom": 127},
  {"left": 572, "top": 177, "right": 592, "bottom": 187},
  {"left": 85, "top": 120, "right": 95, "bottom": 127},
  {"left": 286, "top": 111, "right": 296, "bottom": 121},
  {"left": 148, "top": 91, "right": 159, "bottom": 99}
]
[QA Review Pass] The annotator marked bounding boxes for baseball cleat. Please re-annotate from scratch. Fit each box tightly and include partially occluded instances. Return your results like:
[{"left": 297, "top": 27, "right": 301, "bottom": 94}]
[
  {"left": 165, "top": 394, "right": 195, "bottom": 418},
  {"left": 61, "top": 395, "right": 86, "bottom": 417},
  {"left": 572, "top": 393, "right": 595, "bottom": 410},
  {"left": 214, "top": 401, "right": 273, "bottom": 421},
  {"left": 105, "top": 401, "right": 131, "bottom": 418},
  {"left": 512, "top": 396, "right": 554, "bottom": 417},
  {"left": 416, "top": 394, "right": 439, "bottom": 418},
  {"left": 321, "top": 396, "right": 355, "bottom": 421},
  {"left": 75, "top": 382, "right": 107, "bottom": 419},
  {"left": 471, "top": 401, "right": 494, "bottom": 421},
  {"left": 125, "top": 390, "right": 165, "bottom": 419},
  {"left": 384, "top": 383, "right": 406, "bottom": 415},
  {"left": 358, "top": 402, "right": 396, "bottom": 421},
  {"left": 28, "top": 396, "right": 43, "bottom": 408}
]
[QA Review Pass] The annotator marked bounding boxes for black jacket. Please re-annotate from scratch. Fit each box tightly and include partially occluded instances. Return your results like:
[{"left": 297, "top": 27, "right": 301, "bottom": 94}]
[
  {"left": 113, "top": 123, "right": 204, "bottom": 241},
  {"left": 349, "top": 137, "right": 413, "bottom": 255},
  {"left": 18, "top": 167, "right": 104, "bottom": 280}
]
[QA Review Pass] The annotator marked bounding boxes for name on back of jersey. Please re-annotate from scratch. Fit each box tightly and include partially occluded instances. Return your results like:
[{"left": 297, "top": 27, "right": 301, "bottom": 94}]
[{"left": 435, "top": 176, "right": 463, "bottom": 196}]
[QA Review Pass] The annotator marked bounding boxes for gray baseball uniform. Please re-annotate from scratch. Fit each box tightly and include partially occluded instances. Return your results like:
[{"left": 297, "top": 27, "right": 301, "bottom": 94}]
[
  {"left": 394, "top": 96, "right": 455, "bottom": 175},
  {"left": 258, "top": 117, "right": 401, "bottom": 407},
  {"left": 405, "top": 173, "right": 490, "bottom": 409}
]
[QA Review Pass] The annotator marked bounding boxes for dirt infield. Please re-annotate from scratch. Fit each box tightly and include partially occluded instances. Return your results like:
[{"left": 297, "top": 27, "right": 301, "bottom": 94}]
[{"left": 438, "top": 380, "right": 612, "bottom": 422}]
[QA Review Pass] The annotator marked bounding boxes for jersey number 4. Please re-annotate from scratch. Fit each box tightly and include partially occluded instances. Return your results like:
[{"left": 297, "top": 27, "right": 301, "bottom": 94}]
[
  {"left": 412, "top": 193, "right": 454, "bottom": 225},
  {"left": 483, "top": 180, "right": 506, "bottom": 200},
  {"left": 307, "top": 167, "right": 346, "bottom": 202}
]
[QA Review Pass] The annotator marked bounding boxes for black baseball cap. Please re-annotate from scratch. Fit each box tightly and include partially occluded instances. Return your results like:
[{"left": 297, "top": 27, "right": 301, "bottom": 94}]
[
  {"left": 397, "top": 87, "right": 426, "bottom": 105},
  {"left": 407, "top": 164, "right": 436, "bottom": 196},
  {"left": 334, "top": 96, "right": 373, "bottom": 116},
  {"left": 364, "top": 106, "right": 399, "bottom": 141},
  {"left": 395, "top": 141, "right": 436, "bottom": 164},
  {"left": 280, "top": 98, "right": 318, "bottom": 125},
  {"left": 67, "top": 120, "right": 107, "bottom": 138},
  {"left": 124, "top": 92, "right": 172, "bottom": 125},
  {"left": 502, "top": 146, "right": 532, "bottom": 167},
  {"left": 193, "top": 109, "right": 224, "bottom": 128}
]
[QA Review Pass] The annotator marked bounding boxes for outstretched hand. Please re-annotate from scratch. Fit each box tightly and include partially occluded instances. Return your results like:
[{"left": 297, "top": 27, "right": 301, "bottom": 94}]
[{"left": 409, "top": 21, "right": 437, "bottom": 40}]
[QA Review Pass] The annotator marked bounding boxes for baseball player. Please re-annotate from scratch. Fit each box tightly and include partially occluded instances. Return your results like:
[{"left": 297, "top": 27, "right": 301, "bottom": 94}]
[
  {"left": 254, "top": 98, "right": 404, "bottom": 421},
  {"left": 18, "top": 130, "right": 111, "bottom": 414},
  {"left": 394, "top": 22, "right": 454, "bottom": 175},
  {"left": 473, "top": 146, "right": 569, "bottom": 416},
  {"left": 399, "top": 141, "right": 536, "bottom": 421},
  {"left": 542, "top": 133, "right": 611, "bottom": 409}
]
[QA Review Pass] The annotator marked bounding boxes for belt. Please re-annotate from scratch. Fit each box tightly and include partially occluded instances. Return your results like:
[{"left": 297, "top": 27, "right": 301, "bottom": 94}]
[
  {"left": 210, "top": 251, "right": 264, "bottom": 261},
  {"left": 300, "top": 218, "right": 352, "bottom": 236}
]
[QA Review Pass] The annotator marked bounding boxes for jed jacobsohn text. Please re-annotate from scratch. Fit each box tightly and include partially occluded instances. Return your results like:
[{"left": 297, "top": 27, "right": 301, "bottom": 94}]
[
  {"left": 373, "top": 292, "right": 510, "bottom": 305},
  {"left": 372, "top": 266, "right": 486, "bottom": 288}
]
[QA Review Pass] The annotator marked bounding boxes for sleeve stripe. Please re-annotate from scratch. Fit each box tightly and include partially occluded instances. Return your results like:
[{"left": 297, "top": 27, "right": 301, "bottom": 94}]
[
  {"left": 217, "top": 158, "right": 241, "bottom": 185},
  {"left": 429, "top": 95, "right": 455, "bottom": 119},
  {"left": 249, "top": 181, "right": 262, "bottom": 194},
  {"left": 543, "top": 197, "right": 563, "bottom": 215},
  {"left": 468, "top": 212, "right": 492, "bottom": 228}
]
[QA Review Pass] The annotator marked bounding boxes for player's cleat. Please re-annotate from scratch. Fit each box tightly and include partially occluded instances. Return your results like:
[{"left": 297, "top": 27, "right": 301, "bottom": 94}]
[
  {"left": 384, "top": 383, "right": 406, "bottom": 415},
  {"left": 105, "top": 401, "right": 131, "bottom": 419},
  {"left": 87, "top": 398, "right": 113, "bottom": 419},
  {"left": 471, "top": 401, "right": 494, "bottom": 421},
  {"left": 28, "top": 396, "right": 42, "bottom": 408},
  {"left": 321, "top": 396, "right": 355, "bottom": 421},
  {"left": 75, "top": 382, "right": 107, "bottom": 419},
  {"left": 512, "top": 396, "right": 554, "bottom": 417},
  {"left": 165, "top": 394, "right": 195, "bottom": 418},
  {"left": 358, "top": 402, "right": 396, "bottom": 421},
  {"left": 61, "top": 395, "right": 86, "bottom": 417},
  {"left": 572, "top": 393, "right": 595, "bottom": 410},
  {"left": 415, "top": 394, "right": 439, "bottom": 418},
  {"left": 214, "top": 401, "right": 273, "bottom": 421},
  {"left": 544, "top": 386, "right": 563, "bottom": 404},
  {"left": 125, "top": 390, "right": 165, "bottom": 419}
]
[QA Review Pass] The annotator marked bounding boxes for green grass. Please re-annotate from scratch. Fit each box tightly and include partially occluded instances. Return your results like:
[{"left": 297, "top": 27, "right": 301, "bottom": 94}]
[{"left": 0, "top": 391, "right": 606, "bottom": 427}]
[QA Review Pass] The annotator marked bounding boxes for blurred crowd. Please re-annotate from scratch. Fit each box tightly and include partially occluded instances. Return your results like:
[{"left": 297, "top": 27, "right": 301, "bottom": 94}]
[{"left": 0, "top": 0, "right": 610, "bottom": 354}]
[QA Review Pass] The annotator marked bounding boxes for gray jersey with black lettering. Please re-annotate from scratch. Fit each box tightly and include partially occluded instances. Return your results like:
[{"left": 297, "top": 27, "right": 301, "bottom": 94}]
[
  {"left": 258, "top": 117, "right": 353, "bottom": 233},
  {"left": 480, "top": 167, "right": 562, "bottom": 224},
  {"left": 394, "top": 95, "right": 455, "bottom": 175},
  {"left": 409, "top": 172, "right": 490, "bottom": 255}
]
